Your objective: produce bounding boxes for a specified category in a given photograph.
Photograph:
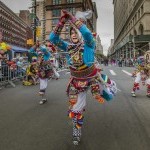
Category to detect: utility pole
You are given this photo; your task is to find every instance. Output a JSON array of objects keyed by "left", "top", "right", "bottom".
[
  {"left": 33, "top": 0, "right": 37, "bottom": 44},
  {"left": 32, "top": 0, "right": 36, "bottom": 44},
  {"left": 29, "top": 0, "right": 39, "bottom": 44}
]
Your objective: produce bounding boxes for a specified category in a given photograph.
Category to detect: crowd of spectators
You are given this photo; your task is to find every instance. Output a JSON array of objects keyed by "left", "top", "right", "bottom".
[
  {"left": 99, "top": 57, "right": 140, "bottom": 67},
  {"left": 0, "top": 54, "right": 28, "bottom": 81}
]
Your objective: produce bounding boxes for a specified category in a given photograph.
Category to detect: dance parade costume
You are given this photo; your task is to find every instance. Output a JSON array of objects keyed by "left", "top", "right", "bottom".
[
  {"left": 23, "top": 57, "right": 38, "bottom": 86},
  {"left": 145, "top": 51, "right": 150, "bottom": 97},
  {"left": 50, "top": 10, "right": 117, "bottom": 145},
  {"left": 29, "top": 45, "right": 58, "bottom": 104},
  {"left": 131, "top": 55, "right": 150, "bottom": 97}
]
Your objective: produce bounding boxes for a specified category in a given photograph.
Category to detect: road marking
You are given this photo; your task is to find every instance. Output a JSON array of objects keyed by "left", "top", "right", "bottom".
[
  {"left": 65, "top": 72, "right": 70, "bottom": 75},
  {"left": 57, "top": 69, "right": 69, "bottom": 73},
  {"left": 109, "top": 70, "right": 116, "bottom": 76},
  {"left": 122, "top": 70, "right": 132, "bottom": 76},
  {"left": 117, "top": 88, "right": 121, "bottom": 92}
]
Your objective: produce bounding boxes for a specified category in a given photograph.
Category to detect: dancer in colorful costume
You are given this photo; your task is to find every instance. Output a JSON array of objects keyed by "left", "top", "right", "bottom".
[
  {"left": 23, "top": 56, "right": 38, "bottom": 86},
  {"left": 29, "top": 44, "right": 58, "bottom": 104},
  {"left": 144, "top": 50, "right": 150, "bottom": 97},
  {"left": 49, "top": 10, "right": 116, "bottom": 145},
  {"left": 131, "top": 52, "right": 150, "bottom": 97}
]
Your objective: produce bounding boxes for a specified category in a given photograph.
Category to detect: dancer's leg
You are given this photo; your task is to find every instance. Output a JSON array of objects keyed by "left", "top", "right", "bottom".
[
  {"left": 39, "top": 78, "right": 48, "bottom": 104},
  {"left": 69, "top": 91, "right": 86, "bottom": 145}
]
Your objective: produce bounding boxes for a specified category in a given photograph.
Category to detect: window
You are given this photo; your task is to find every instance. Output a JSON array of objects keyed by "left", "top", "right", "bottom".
[
  {"left": 67, "top": 0, "right": 75, "bottom": 3},
  {"left": 66, "top": 8, "right": 76, "bottom": 15},
  {"left": 135, "top": 14, "right": 137, "bottom": 22},
  {"left": 52, "top": 18, "right": 59, "bottom": 25},
  {"left": 138, "top": 24, "right": 144, "bottom": 35},
  {"left": 141, "top": 5, "right": 144, "bottom": 14},
  {"left": 138, "top": 10, "right": 140, "bottom": 18},
  {"left": 52, "top": 9, "right": 61, "bottom": 17},
  {"left": 134, "top": 29, "right": 137, "bottom": 36},
  {"left": 53, "top": 0, "right": 61, "bottom": 5}
]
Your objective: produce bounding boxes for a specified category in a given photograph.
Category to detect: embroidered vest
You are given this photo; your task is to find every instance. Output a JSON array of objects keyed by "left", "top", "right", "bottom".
[{"left": 68, "top": 43, "right": 84, "bottom": 68}]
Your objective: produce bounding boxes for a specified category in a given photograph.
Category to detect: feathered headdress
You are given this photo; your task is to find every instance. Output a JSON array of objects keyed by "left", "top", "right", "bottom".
[{"left": 75, "top": 10, "right": 93, "bottom": 22}]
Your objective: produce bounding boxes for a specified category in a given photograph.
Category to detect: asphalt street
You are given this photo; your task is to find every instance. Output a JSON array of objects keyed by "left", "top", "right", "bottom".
[{"left": 0, "top": 66, "right": 150, "bottom": 150}]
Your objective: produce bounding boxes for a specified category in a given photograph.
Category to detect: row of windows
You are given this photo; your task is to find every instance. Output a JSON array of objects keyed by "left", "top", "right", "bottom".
[
  {"left": 0, "top": 25, "right": 27, "bottom": 47},
  {"left": 0, "top": 9, "right": 27, "bottom": 29},
  {"left": 52, "top": 0, "right": 75, "bottom": 5},
  {"left": 0, "top": 15, "right": 26, "bottom": 33},
  {"left": 124, "top": 5, "right": 144, "bottom": 36},
  {"left": 66, "top": 8, "right": 76, "bottom": 15},
  {"left": 0, "top": 17, "right": 27, "bottom": 38},
  {"left": 52, "top": 9, "right": 61, "bottom": 17},
  {"left": 0, "top": 9, "right": 29, "bottom": 47},
  {"left": 115, "top": 4, "right": 144, "bottom": 42},
  {"left": 0, "top": 24, "right": 26, "bottom": 39},
  {"left": 115, "top": 3, "right": 143, "bottom": 35},
  {"left": 52, "top": 7, "right": 75, "bottom": 17},
  {"left": 52, "top": 25, "right": 70, "bottom": 31},
  {"left": 53, "top": 0, "right": 61, "bottom": 5},
  {"left": 1, "top": 29, "right": 26, "bottom": 41}
]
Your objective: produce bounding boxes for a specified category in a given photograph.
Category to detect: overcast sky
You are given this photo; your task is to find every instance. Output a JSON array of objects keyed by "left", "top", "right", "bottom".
[{"left": 1, "top": 0, "right": 114, "bottom": 55}]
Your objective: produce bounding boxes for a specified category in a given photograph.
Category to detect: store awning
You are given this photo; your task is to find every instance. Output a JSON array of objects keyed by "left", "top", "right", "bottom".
[{"left": 10, "top": 45, "right": 28, "bottom": 53}]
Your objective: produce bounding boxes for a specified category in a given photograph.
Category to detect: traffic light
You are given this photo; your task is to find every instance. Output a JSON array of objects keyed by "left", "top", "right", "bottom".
[{"left": 36, "top": 27, "right": 41, "bottom": 37}]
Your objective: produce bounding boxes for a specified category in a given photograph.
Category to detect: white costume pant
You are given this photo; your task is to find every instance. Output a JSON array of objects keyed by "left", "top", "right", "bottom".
[
  {"left": 134, "top": 72, "right": 141, "bottom": 83},
  {"left": 71, "top": 91, "right": 87, "bottom": 113},
  {"left": 40, "top": 78, "right": 48, "bottom": 91},
  {"left": 146, "top": 78, "right": 150, "bottom": 85}
]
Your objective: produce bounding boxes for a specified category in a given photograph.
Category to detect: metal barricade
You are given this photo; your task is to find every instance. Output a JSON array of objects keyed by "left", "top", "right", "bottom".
[{"left": 0, "top": 64, "right": 27, "bottom": 88}]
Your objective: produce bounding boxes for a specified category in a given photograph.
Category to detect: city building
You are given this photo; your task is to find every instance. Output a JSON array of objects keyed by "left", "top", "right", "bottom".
[
  {"left": 96, "top": 35, "right": 103, "bottom": 54},
  {"left": 112, "top": 0, "right": 150, "bottom": 59},
  {"left": 108, "top": 39, "right": 114, "bottom": 57},
  {"left": 0, "top": 1, "right": 33, "bottom": 57},
  {"left": 19, "top": 10, "right": 32, "bottom": 26},
  {"left": 36, "top": 0, "right": 98, "bottom": 41}
]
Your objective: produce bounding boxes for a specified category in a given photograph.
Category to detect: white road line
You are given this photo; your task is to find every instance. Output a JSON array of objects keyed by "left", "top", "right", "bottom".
[
  {"left": 57, "top": 69, "right": 69, "bottom": 73},
  {"left": 65, "top": 72, "right": 70, "bottom": 75},
  {"left": 109, "top": 69, "right": 116, "bottom": 76},
  {"left": 117, "top": 88, "right": 121, "bottom": 92},
  {"left": 122, "top": 70, "right": 132, "bottom": 76}
]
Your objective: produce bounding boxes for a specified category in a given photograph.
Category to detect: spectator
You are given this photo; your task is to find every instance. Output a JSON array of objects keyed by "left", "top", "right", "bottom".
[
  {"left": 17, "top": 57, "right": 24, "bottom": 68},
  {"left": 1, "top": 56, "right": 9, "bottom": 79}
]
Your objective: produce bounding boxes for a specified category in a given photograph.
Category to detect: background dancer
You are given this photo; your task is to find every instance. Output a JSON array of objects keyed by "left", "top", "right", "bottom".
[
  {"left": 131, "top": 55, "right": 150, "bottom": 97},
  {"left": 29, "top": 44, "right": 56, "bottom": 104}
]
